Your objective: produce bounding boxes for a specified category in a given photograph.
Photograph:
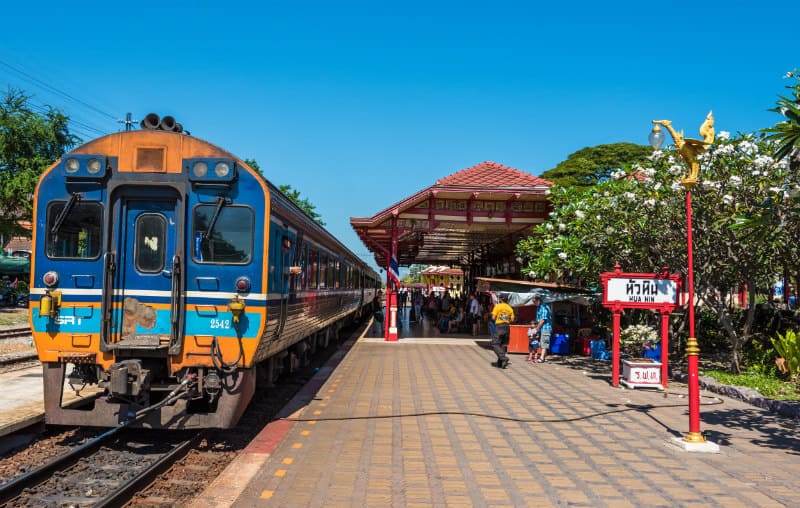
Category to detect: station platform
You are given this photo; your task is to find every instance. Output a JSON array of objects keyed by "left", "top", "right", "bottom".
[
  {"left": 193, "top": 310, "right": 800, "bottom": 507},
  {"left": 2, "top": 310, "right": 798, "bottom": 506},
  {"left": 0, "top": 363, "right": 95, "bottom": 439}
]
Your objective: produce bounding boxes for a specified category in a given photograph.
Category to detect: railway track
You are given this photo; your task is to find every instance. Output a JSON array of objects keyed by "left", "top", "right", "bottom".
[
  {"left": 0, "top": 426, "right": 202, "bottom": 507},
  {"left": 0, "top": 318, "right": 366, "bottom": 506},
  {"left": 0, "top": 326, "right": 31, "bottom": 341},
  {"left": 0, "top": 325, "right": 36, "bottom": 372}
]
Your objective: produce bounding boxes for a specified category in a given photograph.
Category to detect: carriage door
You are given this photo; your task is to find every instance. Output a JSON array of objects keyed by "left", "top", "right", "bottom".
[
  {"left": 269, "top": 223, "right": 295, "bottom": 339},
  {"left": 112, "top": 195, "right": 181, "bottom": 349}
]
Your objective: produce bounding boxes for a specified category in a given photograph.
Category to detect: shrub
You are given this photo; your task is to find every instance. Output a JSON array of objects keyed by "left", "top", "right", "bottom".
[{"left": 771, "top": 330, "right": 800, "bottom": 385}]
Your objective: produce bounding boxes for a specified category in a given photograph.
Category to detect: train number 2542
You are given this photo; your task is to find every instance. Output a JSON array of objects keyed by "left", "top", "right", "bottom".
[{"left": 209, "top": 319, "right": 232, "bottom": 329}]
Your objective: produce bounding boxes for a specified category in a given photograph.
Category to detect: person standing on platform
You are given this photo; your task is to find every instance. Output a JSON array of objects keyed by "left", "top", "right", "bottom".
[
  {"left": 532, "top": 294, "right": 552, "bottom": 363},
  {"left": 487, "top": 295, "right": 496, "bottom": 340},
  {"left": 413, "top": 291, "right": 423, "bottom": 323},
  {"left": 441, "top": 290, "right": 451, "bottom": 315},
  {"left": 398, "top": 287, "right": 406, "bottom": 314},
  {"left": 469, "top": 292, "right": 481, "bottom": 336},
  {"left": 490, "top": 294, "right": 514, "bottom": 368},
  {"left": 372, "top": 295, "right": 384, "bottom": 336},
  {"left": 526, "top": 320, "right": 540, "bottom": 362}
]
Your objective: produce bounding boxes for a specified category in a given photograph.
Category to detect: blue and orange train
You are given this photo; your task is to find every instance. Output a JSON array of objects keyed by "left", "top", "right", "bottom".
[{"left": 29, "top": 114, "right": 380, "bottom": 429}]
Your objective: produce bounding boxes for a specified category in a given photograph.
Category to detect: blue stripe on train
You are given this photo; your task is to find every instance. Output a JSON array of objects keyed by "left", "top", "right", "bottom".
[{"left": 31, "top": 308, "right": 262, "bottom": 338}]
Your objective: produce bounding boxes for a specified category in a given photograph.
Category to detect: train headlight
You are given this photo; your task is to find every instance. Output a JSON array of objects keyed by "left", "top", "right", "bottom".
[
  {"left": 192, "top": 161, "right": 208, "bottom": 178},
  {"left": 87, "top": 158, "right": 103, "bottom": 174},
  {"left": 186, "top": 158, "right": 237, "bottom": 183},
  {"left": 65, "top": 158, "right": 80, "bottom": 173},
  {"left": 214, "top": 161, "right": 231, "bottom": 178},
  {"left": 60, "top": 154, "right": 107, "bottom": 179}
]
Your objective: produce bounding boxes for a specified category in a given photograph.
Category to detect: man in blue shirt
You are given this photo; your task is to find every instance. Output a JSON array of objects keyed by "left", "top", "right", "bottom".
[{"left": 532, "top": 294, "right": 552, "bottom": 363}]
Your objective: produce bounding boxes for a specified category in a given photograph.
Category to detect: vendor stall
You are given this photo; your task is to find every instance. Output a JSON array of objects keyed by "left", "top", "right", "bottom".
[{"left": 476, "top": 277, "right": 599, "bottom": 355}]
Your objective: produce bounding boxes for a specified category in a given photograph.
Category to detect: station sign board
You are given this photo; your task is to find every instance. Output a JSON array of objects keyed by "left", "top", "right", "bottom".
[{"left": 600, "top": 266, "right": 681, "bottom": 312}]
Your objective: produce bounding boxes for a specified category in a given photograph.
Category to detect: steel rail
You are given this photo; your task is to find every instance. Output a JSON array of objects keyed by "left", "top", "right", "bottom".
[{"left": 0, "top": 424, "right": 124, "bottom": 503}]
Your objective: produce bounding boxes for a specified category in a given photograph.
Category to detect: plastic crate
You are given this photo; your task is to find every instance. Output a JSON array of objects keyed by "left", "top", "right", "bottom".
[
  {"left": 590, "top": 340, "right": 607, "bottom": 359},
  {"left": 550, "top": 333, "right": 570, "bottom": 355}
]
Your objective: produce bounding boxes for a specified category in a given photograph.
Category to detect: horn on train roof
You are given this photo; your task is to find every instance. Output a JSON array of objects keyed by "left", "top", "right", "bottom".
[
  {"left": 140, "top": 113, "right": 160, "bottom": 130},
  {"left": 160, "top": 115, "right": 177, "bottom": 131}
]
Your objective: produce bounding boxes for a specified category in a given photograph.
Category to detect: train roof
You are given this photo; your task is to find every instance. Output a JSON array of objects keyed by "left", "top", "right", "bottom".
[{"left": 59, "top": 129, "right": 378, "bottom": 279}]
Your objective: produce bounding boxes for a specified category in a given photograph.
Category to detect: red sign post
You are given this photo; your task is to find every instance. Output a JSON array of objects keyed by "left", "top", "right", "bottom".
[{"left": 600, "top": 265, "right": 681, "bottom": 389}]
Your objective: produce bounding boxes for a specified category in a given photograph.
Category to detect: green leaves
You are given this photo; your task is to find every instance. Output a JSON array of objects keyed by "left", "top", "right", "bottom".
[
  {"left": 771, "top": 329, "right": 800, "bottom": 383},
  {"left": 277, "top": 184, "right": 326, "bottom": 227},
  {"left": 540, "top": 142, "right": 654, "bottom": 189},
  {"left": 762, "top": 70, "right": 800, "bottom": 162},
  {"left": 0, "top": 89, "right": 77, "bottom": 236}
]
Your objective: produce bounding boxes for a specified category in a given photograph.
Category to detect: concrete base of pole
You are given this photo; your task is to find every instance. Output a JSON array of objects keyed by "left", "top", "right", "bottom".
[{"left": 667, "top": 436, "right": 720, "bottom": 453}]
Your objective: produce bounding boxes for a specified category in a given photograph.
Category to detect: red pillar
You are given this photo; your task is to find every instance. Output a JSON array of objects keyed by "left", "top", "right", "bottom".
[
  {"left": 385, "top": 290, "right": 398, "bottom": 341},
  {"left": 684, "top": 187, "right": 703, "bottom": 441},
  {"left": 611, "top": 309, "right": 621, "bottom": 387},
  {"left": 660, "top": 310, "right": 670, "bottom": 389}
]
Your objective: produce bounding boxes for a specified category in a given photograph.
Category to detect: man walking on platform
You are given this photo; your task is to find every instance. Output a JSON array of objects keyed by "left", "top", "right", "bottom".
[{"left": 490, "top": 294, "right": 514, "bottom": 368}]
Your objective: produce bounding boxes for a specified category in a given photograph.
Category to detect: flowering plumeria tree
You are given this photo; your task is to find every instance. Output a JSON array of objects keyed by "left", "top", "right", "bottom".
[{"left": 517, "top": 132, "right": 800, "bottom": 372}]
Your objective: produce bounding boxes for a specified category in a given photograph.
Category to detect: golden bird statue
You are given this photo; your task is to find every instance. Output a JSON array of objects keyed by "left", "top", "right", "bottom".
[{"left": 652, "top": 111, "right": 715, "bottom": 184}]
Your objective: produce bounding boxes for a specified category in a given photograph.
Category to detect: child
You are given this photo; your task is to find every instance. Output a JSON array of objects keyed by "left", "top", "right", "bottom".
[{"left": 526, "top": 321, "right": 540, "bottom": 362}]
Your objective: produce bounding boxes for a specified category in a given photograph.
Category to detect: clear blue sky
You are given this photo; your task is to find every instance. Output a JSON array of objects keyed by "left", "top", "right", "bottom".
[{"left": 2, "top": 1, "right": 798, "bottom": 274}]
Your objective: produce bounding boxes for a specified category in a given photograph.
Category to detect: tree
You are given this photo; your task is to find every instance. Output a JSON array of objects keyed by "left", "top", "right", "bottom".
[
  {"left": 0, "top": 89, "right": 78, "bottom": 236},
  {"left": 243, "top": 158, "right": 326, "bottom": 227},
  {"left": 763, "top": 69, "right": 800, "bottom": 167},
  {"left": 517, "top": 133, "right": 797, "bottom": 372},
  {"left": 540, "top": 142, "right": 653, "bottom": 189},
  {"left": 243, "top": 158, "right": 263, "bottom": 174},
  {"left": 405, "top": 264, "right": 427, "bottom": 283},
  {"left": 278, "top": 184, "right": 326, "bottom": 227}
]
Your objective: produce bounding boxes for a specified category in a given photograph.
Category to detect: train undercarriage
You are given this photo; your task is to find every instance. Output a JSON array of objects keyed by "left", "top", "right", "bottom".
[{"left": 41, "top": 323, "right": 346, "bottom": 429}]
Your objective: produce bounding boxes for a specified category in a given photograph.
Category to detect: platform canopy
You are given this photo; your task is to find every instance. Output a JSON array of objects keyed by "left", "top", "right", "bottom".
[{"left": 350, "top": 161, "right": 553, "bottom": 272}]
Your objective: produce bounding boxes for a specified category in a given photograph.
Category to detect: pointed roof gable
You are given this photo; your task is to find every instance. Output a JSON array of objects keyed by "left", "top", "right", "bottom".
[{"left": 437, "top": 161, "right": 553, "bottom": 188}]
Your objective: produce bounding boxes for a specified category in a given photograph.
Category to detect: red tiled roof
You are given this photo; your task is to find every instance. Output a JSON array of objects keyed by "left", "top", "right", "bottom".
[
  {"left": 436, "top": 161, "right": 553, "bottom": 187},
  {"left": 4, "top": 237, "right": 31, "bottom": 252}
]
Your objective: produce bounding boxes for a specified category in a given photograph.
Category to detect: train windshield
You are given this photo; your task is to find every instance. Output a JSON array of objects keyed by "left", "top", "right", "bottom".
[
  {"left": 45, "top": 201, "right": 102, "bottom": 259},
  {"left": 193, "top": 204, "right": 254, "bottom": 263}
]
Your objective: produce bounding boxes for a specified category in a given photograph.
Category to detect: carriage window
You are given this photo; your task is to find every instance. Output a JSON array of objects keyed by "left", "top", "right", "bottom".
[
  {"left": 193, "top": 204, "right": 253, "bottom": 264},
  {"left": 309, "top": 249, "right": 318, "bottom": 288},
  {"left": 332, "top": 259, "right": 340, "bottom": 289},
  {"left": 46, "top": 201, "right": 102, "bottom": 259},
  {"left": 319, "top": 253, "right": 328, "bottom": 289},
  {"left": 135, "top": 214, "right": 166, "bottom": 273},
  {"left": 296, "top": 244, "right": 307, "bottom": 291}
]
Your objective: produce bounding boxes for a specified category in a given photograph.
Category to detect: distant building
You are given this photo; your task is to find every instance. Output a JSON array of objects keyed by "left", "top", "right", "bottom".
[
  {"left": 421, "top": 266, "right": 464, "bottom": 295},
  {"left": 2, "top": 220, "right": 32, "bottom": 256}
]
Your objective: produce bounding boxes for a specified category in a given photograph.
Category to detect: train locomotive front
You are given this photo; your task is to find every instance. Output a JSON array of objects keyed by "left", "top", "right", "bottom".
[{"left": 29, "top": 115, "right": 378, "bottom": 429}]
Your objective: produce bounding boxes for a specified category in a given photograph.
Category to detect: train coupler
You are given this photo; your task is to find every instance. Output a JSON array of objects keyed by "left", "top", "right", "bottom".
[
  {"left": 108, "top": 359, "right": 150, "bottom": 398},
  {"left": 203, "top": 369, "right": 222, "bottom": 403}
]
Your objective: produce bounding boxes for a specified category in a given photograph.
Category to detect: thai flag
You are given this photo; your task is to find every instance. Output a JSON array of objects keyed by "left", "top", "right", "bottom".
[{"left": 388, "top": 255, "right": 401, "bottom": 285}]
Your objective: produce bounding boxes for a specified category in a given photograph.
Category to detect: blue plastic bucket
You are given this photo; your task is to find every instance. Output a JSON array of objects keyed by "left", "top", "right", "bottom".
[{"left": 550, "top": 333, "right": 570, "bottom": 355}]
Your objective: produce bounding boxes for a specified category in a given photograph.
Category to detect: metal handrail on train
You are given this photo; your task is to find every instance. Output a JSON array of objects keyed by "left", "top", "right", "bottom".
[
  {"left": 272, "top": 248, "right": 291, "bottom": 341},
  {"left": 100, "top": 251, "right": 115, "bottom": 351},
  {"left": 168, "top": 254, "right": 183, "bottom": 355}
]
